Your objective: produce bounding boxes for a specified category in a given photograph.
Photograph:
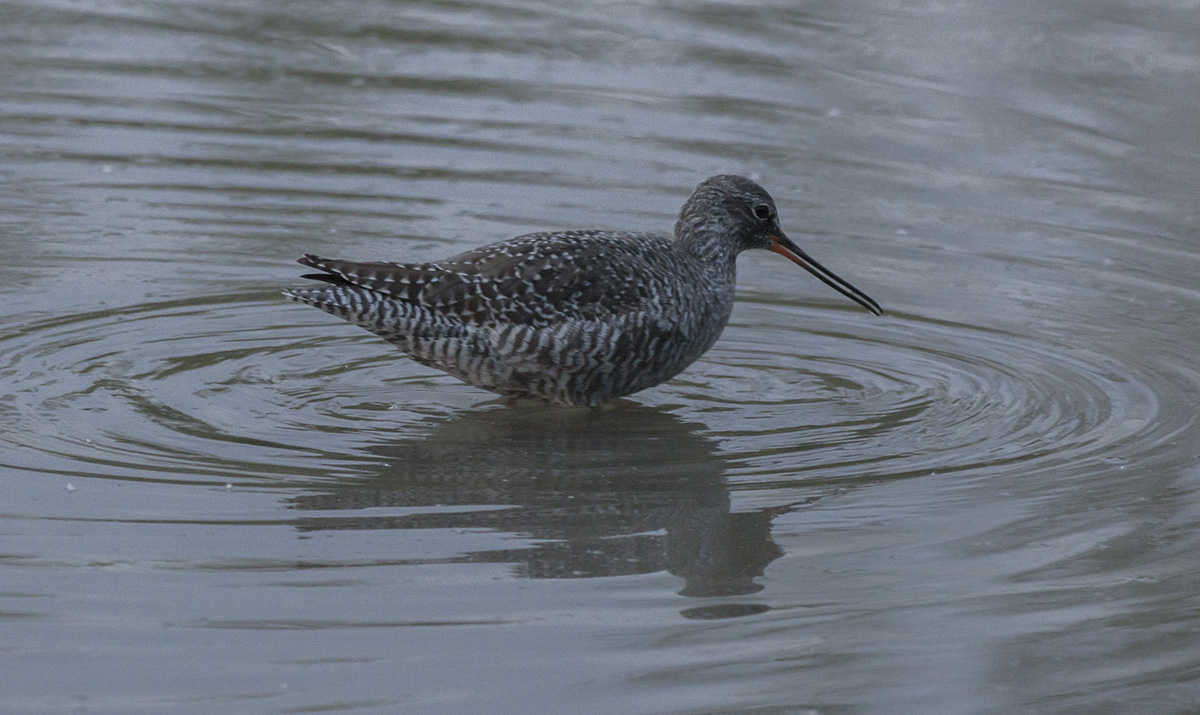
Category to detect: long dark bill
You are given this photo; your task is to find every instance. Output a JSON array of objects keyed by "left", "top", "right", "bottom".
[{"left": 769, "top": 234, "right": 883, "bottom": 316}]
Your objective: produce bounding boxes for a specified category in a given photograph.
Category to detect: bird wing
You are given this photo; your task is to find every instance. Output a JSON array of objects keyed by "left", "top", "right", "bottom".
[{"left": 298, "top": 230, "right": 679, "bottom": 327}]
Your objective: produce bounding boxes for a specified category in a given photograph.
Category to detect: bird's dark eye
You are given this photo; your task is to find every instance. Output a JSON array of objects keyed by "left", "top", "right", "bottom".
[{"left": 753, "top": 203, "right": 772, "bottom": 220}]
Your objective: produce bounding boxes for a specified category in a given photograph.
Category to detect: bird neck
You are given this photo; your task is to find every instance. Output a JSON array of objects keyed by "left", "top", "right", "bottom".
[{"left": 675, "top": 226, "right": 741, "bottom": 268}]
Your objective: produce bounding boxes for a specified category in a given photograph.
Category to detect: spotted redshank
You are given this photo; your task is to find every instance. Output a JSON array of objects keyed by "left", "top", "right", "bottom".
[{"left": 285, "top": 175, "right": 881, "bottom": 407}]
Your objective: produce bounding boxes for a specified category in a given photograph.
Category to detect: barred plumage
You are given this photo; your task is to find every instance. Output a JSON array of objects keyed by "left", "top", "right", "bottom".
[{"left": 284, "top": 175, "right": 881, "bottom": 407}]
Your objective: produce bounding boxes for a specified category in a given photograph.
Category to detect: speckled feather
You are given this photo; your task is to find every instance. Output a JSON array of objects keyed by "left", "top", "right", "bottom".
[{"left": 284, "top": 175, "right": 880, "bottom": 407}]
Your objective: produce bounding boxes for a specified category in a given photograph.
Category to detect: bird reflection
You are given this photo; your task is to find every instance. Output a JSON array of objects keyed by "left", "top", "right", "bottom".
[{"left": 288, "top": 404, "right": 801, "bottom": 598}]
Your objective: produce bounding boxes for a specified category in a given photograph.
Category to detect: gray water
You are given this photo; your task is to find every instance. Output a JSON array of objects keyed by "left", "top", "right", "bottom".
[{"left": 3, "top": 1, "right": 1200, "bottom": 713}]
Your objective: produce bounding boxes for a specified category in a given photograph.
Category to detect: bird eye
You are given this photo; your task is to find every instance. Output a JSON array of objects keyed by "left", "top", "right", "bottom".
[{"left": 753, "top": 203, "right": 772, "bottom": 220}]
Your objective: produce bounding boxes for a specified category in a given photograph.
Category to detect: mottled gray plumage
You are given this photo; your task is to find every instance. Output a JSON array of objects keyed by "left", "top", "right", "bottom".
[{"left": 284, "top": 175, "right": 881, "bottom": 407}]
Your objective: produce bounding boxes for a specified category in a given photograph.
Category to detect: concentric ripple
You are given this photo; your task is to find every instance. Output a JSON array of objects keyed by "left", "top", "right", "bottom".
[
  {"left": 0, "top": 290, "right": 1183, "bottom": 497},
  {"left": 670, "top": 298, "right": 1179, "bottom": 488}
]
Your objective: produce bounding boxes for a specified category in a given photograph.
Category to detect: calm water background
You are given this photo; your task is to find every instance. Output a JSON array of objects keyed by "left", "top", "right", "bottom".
[{"left": 3, "top": 0, "right": 1200, "bottom": 713}]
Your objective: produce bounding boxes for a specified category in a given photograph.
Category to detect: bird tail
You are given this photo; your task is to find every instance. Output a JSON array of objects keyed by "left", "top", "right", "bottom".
[
  {"left": 284, "top": 256, "right": 477, "bottom": 346},
  {"left": 284, "top": 254, "right": 517, "bottom": 394},
  {"left": 284, "top": 254, "right": 394, "bottom": 323}
]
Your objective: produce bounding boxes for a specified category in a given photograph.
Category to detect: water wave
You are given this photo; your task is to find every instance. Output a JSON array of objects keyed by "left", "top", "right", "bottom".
[{"left": 0, "top": 290, "right": 1182, "bottom": 499}]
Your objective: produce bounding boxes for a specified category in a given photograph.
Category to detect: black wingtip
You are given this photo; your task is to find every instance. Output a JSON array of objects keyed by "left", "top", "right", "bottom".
[
  {"left": 297, "top": 254, "right": 324, "bottom": 269},
  {"left": 299, "top": 271, "right": 352, "bottom": 286},
  {"left": 294, "top": 255, "right": 354, "bottom": 286}
]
